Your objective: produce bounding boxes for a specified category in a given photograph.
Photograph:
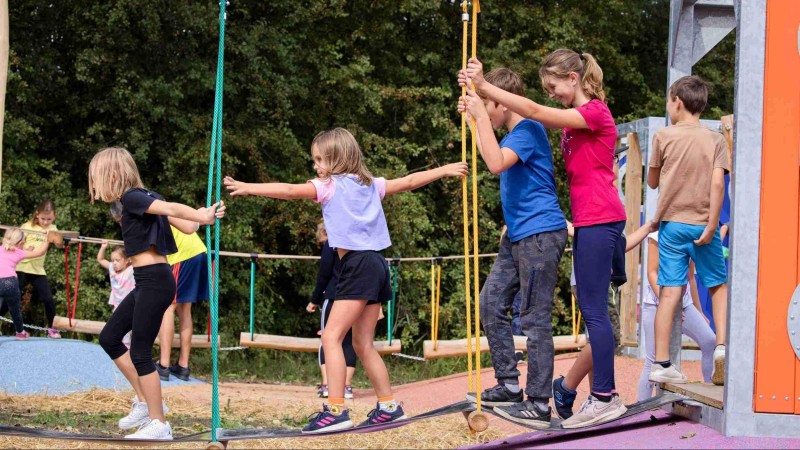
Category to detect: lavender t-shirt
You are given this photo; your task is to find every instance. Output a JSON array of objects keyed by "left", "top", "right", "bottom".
[{"left": 309, "top": 175, "right": 391, "bottom": 251}]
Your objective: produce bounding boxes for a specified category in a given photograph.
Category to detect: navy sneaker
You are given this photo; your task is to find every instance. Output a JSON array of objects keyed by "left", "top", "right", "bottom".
[
  {"left": 494, "top": 399, "right": 552, "bottom": 429},
  {"left": 301, "top": 404, "right": 353, "bottom": 434},
  {"left": 552, "top": 376, "right": 577, "bottom": 419},
  {"left": 358, "top": 403, "right": 407, "bottom": 427},
  {"left": 466, "top": 384, "right": 523, "bottom": 407},
  {"left": 169, "top": 363, "right": 191, "bottom": 381},
  {"left": 154, "top": 361, "right": 170, "bottom": 381}
]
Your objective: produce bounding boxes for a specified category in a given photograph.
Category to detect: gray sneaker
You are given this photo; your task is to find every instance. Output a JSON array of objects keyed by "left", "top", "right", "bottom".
[{"left": 561, "top": 395, "right": 627, "bottom": 429}]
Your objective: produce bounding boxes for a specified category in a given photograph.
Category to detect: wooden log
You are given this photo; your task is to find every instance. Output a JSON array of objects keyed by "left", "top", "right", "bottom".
[
  {"left": 239, "top": 332, "right": 401, "bottom": 355},
  {"left": 52, "top": 316, "right": 218, "bottom": 348},
  {"left": 621, "top": 133, "right": 643, "bottom": 347},
  {"left": 422, "top": 334, "right": 587, "bottom": 360}
]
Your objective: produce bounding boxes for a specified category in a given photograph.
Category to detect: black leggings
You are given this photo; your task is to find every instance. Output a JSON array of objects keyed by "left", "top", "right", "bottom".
[
  {"left": 15, "top": 272, "right": 55, "bottom": 328},
  {"left": 99, "top": 264, "right": 175, "bottom": 376},
  {"left": 319, "top": 299, "right": 357, "bottom": 368},
  {"left": 0, "top": 277, "right": 24, "bottom": 333}
]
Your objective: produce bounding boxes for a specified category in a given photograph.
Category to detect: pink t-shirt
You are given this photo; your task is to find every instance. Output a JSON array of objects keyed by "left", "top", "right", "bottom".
[
  {"left": 0, "top": 248, "right": 27, "bottom": 278},
  {"left": 560, "top": 99, "right": 626, "bottom": 227}
]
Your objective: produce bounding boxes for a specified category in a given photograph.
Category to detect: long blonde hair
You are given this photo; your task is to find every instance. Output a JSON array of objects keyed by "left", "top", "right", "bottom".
[
  {"left": 88, "top": 147, "right": 145, "bottom": 203},
  {"left": 539, "top": 49, "right": 606, "bottom": 102},
  {"left": 311, "top": 128, "right": 373, "bottom": 186},
  {"left": 2, "top": 228, "right": 25, "bottom": 251}
]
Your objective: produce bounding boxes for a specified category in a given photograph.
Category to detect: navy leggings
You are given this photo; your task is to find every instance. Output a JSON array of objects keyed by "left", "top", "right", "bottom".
[
  {"left": 0, "top": 277, "right": 24, "bottom": 333},
  {"left": 319, "top": 299, "right": 357, "bottom": 368},
  {"left": 573, "top": 220, "right": 625, "bottom": 394},
  {"left": 99, "top": 264, "right": 175, "bottom": 376}
]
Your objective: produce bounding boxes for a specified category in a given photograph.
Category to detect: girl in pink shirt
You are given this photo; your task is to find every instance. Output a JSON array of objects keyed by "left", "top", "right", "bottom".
[
  {"left": 0, "top": 228, "right": 53, "bottom": 339},
  {"left": 460, "top": 49, "right": 626, "bottom": 428}
]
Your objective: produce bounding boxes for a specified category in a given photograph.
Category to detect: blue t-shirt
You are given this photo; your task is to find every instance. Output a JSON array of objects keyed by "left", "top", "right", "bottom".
[{"left": 499, "top": 119, "right": 566, "bottom": 242}]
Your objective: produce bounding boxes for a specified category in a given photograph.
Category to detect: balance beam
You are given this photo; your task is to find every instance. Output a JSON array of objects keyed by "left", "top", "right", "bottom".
[
  {"left": 52, "top": 316, "right": 218, "bottom": 348},
  {"left": 423, "top": 334, "right": 587, "bottom": 360},
  {"left": 239, "top": 332, "right": 402, "bottom": 355}
]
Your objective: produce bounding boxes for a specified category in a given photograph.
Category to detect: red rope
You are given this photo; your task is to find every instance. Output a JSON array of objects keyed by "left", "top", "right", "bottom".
[{"left": 63, "top": 244, "right": 72, "bottom": 327}]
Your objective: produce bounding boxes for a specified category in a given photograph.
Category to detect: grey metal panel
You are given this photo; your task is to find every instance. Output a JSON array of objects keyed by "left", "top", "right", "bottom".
[{"left": 722, "top": 0, "right": 771, "bottom": 438}]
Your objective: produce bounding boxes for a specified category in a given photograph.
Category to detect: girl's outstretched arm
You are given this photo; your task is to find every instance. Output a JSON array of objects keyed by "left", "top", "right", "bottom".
[
  {"left": 96, "top": 241, "right": 110, "bottom": 270},
  {"left": 458, "top": 58, "right": 588, "bottom": 130},
  {"left": 146, "top": 200, "right": 226, "bottom": 225},
  {"left": 385, "top": 162, "right": 468, "bottom": 196},
  {"left": 224, "top": 176, "right": 317, "bottom": 200},
  {"left": 23, "top": 233, "right": 51, "bottom": 259}
]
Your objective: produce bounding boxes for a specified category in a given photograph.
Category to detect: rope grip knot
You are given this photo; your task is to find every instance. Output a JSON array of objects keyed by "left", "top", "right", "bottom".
[{"left": 249, "top": 254, "right": 258, "bottom": 263}]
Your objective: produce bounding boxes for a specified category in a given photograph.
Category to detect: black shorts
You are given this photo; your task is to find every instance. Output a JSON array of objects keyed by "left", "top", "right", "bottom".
[{"left": 334, "top": 250, "right": 391, "bottom": 304}]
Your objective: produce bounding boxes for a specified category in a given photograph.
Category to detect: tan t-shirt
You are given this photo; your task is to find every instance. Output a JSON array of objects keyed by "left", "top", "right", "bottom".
[{"left": 649, "top": 122, "right": 730, "bottom": 225}]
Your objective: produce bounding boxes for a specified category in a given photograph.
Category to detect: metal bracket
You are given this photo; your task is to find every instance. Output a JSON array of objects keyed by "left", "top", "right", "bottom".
[{"left": 789, "top": 285, "right": 800, "bottom": 360}]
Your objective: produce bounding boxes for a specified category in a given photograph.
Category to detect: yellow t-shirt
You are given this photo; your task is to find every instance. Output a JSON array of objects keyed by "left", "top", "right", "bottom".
[
  {"left": 167, "top": 226, "right": 207, "bottom": 265},
  {"left": 16, "top": 221, "right": 58, "bottom": 275}
]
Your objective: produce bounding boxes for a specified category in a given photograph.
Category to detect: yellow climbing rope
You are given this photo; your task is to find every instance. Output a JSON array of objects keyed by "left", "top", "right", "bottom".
[
  {"left": 460, "top": 0, "right": 474, "bottom": 395},
  {"left": 470, "top": 0, "right": 482, "bottom": 412},
  {"left": 430, "top": 258, "right": 442, "bottom": 350}
]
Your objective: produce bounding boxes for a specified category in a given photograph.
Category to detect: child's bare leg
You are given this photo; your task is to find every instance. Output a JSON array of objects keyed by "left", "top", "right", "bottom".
[
  {"left": 351, "top": 303, "right": 391, "bottom": 397},
  {"left": 138, "top": 372, "right": 165, "bottom": 421},
  {"left": 563, "top": 344, "right": 592, "bottom": 390},
  {"left": 321, "top": 300, "right": 363, "bottom": 401},
  {"left": 111, "top": 352, "right": 145, "bottom": 401},
  {"left": 175, "top": 303, "right": 192, "bottom": 367},
  {"left": 158, "top": 304, "right": 176, "bottom": 367},
  {"left": 654, "top": 286, "right": 684, "bottom": 362},
  {"left": 708, "top": 283, "right": 728, "bottom": 346}
]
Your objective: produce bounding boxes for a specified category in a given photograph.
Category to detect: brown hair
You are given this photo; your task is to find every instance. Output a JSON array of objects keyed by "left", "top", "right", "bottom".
[
  {"left": 2, "top": 228, "right": 25, "bottom": 251},
  {"left": 110, "top": 245, "right": 127, "bottom": 260},
  {"left": 668, "top": 76, "right": 708, "bottom": 115},
  {"left": 539, "top": 49, "right": 606, "bottom": 102},
  {"left": 481, "top": 68, "right": 525, "bottom": 97},
  {"left": 88, "top": 147, "right": 145, "bottom": 203},
  {"left": 31, "top": 199, "right": 56, "bottom": 226},
  {"left": 311, "top": 128, "right": 373, "bottom": 186}
]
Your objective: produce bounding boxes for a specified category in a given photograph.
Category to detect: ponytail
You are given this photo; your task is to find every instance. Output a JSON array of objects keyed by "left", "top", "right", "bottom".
[
  {"left": 539, "top": 49, "right": 606, "bottom": 102},
  {"left": 2, "top": 228, "right": 25, "bottom": 251}
]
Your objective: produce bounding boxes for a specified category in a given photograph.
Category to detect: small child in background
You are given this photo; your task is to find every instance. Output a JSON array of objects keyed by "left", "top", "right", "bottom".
[
  {"left": 96, "top": 241, "right": 134, "bottom": 347},
  {"left": 0, "top": 228, "right": 54, "bottom": 339}
]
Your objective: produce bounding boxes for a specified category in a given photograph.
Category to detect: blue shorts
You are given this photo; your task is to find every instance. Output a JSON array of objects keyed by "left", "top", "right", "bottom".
[
  {"left": 658, "top": 222, "right": 728, "bottom": 288},
  {"left": 172, "top": 252, "right": 209, "bottom": 304}
]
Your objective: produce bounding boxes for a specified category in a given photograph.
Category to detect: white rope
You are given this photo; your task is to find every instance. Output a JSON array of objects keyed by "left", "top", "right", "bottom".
[
  {"left": 0, "top": 315, "right": 62, "bottom": 333},
  {"left": 392, "top": 352, "right": 427, "bottom": 362}
]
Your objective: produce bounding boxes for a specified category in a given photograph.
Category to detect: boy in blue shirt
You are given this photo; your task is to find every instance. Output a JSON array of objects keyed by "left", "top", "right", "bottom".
[{"left": 460, "top": 68, "right": 568, "bottom": 428}]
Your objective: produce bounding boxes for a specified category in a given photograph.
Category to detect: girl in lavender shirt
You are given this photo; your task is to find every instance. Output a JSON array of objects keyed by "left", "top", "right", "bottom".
[{"left": 225, "top": 128, "right": 467, "bottom": 434}]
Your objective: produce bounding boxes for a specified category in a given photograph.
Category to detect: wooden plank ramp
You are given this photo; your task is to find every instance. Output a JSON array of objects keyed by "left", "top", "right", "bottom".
[
  {"left": 240, "top": 332, "right": 401, "bottom": 355},
  {"left": 422, "top": 334, "right": 586, "bottom": 360},
  {"left": 662, "top": 382, "right": 724, "bottom": 409},
  {"left": 52, "top": 316, "right": 218, "bottom": 348}
]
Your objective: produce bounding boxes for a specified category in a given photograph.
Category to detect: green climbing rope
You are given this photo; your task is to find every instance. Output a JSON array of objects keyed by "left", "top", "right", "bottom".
[
  {"left": 249, "top": 255, "right": 256, "bottom": 340},
  {"left": 387, "top": 260, "right": 399, "bottom": 345},
  {"left": 206, "top": 0, "right": 226, "bottom": 442}
]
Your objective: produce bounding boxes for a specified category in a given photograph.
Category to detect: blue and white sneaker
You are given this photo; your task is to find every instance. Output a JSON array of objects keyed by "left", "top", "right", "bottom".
[
  {"left": 301, "top": 404, "right": 354, "bottom": 434},
  {"left": 552, "top": 376, "right": 577, "bottom": 419},
  {"left": 358, "top": 403, "right": 407, "bottom": 427}
]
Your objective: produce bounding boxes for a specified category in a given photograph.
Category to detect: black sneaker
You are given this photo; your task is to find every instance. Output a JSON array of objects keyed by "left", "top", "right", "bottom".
[
  {"left": 169, "top": 363, "right": 191, "bottom": 381},
  {"left": 466, "top": 384, "right": 523, "bottom": 407},
  {"left": 552, "top": 376, "right": 577, "bottom": 419},
  {"left": 154, "top": 361, "right": 170, "bottom": 381},
  {"left": 493, "top": 399, "right": 552, "bottom": 429}
]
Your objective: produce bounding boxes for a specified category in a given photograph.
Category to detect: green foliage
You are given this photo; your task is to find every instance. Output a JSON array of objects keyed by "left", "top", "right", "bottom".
[{"left": 0, "top": 1, "right": 733, "bottom": 367}]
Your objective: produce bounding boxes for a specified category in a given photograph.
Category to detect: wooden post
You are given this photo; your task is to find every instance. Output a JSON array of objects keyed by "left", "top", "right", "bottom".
[
  {"left": 621, "top": 133, "right": 643, "bottom": 347},
  {"left": 0, "top": 0, "right": 8, "bottom": 193}
]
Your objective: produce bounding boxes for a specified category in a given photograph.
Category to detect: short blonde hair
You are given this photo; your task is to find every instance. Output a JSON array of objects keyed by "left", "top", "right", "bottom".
[
  {"left": 88, "top": 147, "right": 144, "bottom": 203},
  {"left": 2, "top": 228, "right": 25, "bottom": 251},
  {"left": 311, "top": 128, "right": 373, "bottom": 186}
]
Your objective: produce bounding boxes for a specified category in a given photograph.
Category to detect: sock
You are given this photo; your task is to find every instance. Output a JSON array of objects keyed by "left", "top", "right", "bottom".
[
  {"left": 558, "top": 378, "right": 577, "bottom": 395},
  {"left": 378, "top": 396, "right": 397, "bottom": 412},
  {"left": 592, "top": 393, "right": 613, "bottom": 403},
  {"left": 503, "top": 382, "right": 521, "bottom": 394},
  {"left": 655, "top": 360, "right": 672, "bottom": 368},
  {"left": 533, "top": 399, "right": 549, "bottom": 411},
  {"left": 328, "top": 398, "right": 345, "bottom": 415}
]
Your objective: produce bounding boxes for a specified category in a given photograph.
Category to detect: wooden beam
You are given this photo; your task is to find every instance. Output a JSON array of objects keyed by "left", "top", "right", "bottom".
[
  {"left": 422, "top": 334, "right": 587, "bottom": 360},
  {"left": 621, "top": 133, "right": 643, "bottom": 347},
  {"left": 239, "top": 332, "right": 401, "bottom": 355},
  {"left": 52, "top": 316, "right": 218, "bottom": 348},
  {"left": 720, "top": 115, "right": 734, "bottom": 170}
]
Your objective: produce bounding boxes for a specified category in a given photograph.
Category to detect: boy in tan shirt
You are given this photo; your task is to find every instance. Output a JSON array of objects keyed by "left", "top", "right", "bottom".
[{"left": 646, "top": 75, "right": 730, "bottom": 386}]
